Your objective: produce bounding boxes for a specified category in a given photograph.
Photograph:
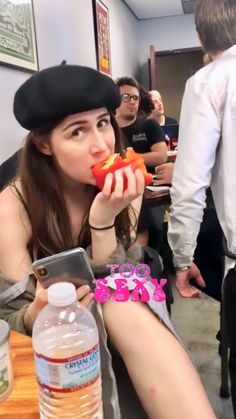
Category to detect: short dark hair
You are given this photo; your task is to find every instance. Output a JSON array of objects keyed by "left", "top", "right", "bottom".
[
  {"left": 138, "top": 85, "right": 154, "bottom": 117},
  {"left": 195, "top": 0, "right": 236, "bottom": 55},
  {"left": 116, "top": 76, "right": 140, "bottom": 91}
]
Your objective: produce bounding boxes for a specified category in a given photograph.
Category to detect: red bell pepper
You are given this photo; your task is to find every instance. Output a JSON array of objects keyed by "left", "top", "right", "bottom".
[{"left": 92, "top": 148, "right": 153, "bottom": 191}]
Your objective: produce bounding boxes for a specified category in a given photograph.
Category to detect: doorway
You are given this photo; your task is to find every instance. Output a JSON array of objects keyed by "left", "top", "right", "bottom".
[{"left": 149, "top": 47, "right": 204, "bottom": 121}]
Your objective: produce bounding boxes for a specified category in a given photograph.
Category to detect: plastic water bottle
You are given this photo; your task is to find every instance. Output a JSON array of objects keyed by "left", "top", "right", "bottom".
[
  {"left": 0, "top": 319, "right": 14, "bottom": 402},
  {"left": 32, "top": 282, "right": 103, "bottom": 418}
]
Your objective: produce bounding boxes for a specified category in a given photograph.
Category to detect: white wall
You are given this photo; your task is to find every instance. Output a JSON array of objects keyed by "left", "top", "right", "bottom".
[
  {"left": 138, "top": 14, "right": 200, "bottom": 86},
  {"left": 0, "top": 0, "right": 139, "bottom": 164},
  {"left": 0, "top": 0, "right": 96, "bottom": 163},
  {"left": 104, "top": 0, "right": 139, "bottom": 79},
  {"left": 0, "top": 66, "right": 30, "bottom": 160},
  {"left": 34, "top": 0, "right": 97, "bottom": 70}
]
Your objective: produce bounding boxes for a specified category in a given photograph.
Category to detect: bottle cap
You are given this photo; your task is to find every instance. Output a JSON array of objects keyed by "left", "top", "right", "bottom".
[
  {"left": 48, "top": 282, "right": 77, "bottom": 307},
  {"left": 0, "top": 319, "right": 10, "bottom": 345}
]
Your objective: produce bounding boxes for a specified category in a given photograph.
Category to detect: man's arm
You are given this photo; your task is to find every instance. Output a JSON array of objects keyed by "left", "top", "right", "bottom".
[
  {"left": 140, "top": 141, "right": 167, "bottom": 167},
  {"left": 168, "top": 74, "right": 222, "bottom": 296}
]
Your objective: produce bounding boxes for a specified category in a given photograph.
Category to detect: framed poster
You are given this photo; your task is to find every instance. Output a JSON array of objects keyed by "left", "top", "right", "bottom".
[
  {"left": 93, "top": 0, "right": 111, "bottom": 76},
  {"left": 0, "top": 0, "right": 38, "bottom": 72}
]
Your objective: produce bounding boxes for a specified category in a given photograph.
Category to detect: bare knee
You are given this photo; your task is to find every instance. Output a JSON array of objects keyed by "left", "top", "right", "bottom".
[{"left": 102, "top": 299, "right": 166, "bottom": 357}]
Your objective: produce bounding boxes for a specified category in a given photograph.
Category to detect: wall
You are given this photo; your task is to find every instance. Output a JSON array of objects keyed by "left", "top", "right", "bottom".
[
  {"left": 155, "top": 50, "right": 203, "bottom": 121},
  {"left": 104, "top": 0, "right": 139, "bottom": 79},
  {"left": 138, "top": 14, "right": 200, "bottom": 87},
  {"left": 0, "top": 0, "right": 95, "bottom": 163},
  {"left": 0, "top": 0, "right": 139, "bottom": 164}
]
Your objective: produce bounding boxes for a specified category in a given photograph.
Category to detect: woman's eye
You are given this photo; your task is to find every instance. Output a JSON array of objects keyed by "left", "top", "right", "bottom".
[
  {"left": 71, "top": 128, "right": 83, "bottom": 137},
  {"left": 98, "top": 118, "right": 110, "bottom": 128}
]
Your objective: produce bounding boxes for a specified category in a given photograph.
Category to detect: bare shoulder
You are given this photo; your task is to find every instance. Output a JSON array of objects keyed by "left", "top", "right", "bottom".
[
  {"left": 0, "top": 182, "right": 32, "bottom": 279},
  {"left": 0, "top": 182, "right": 31, "bottom": 241}
]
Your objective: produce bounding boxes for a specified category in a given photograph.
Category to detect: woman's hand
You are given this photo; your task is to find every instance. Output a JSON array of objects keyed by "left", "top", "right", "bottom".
[
  {"left": 24, "top": 283, "right": 93, "bottom": 332},
  {"left": 89, "top": 166, "right": 145, "bottom": 227}
]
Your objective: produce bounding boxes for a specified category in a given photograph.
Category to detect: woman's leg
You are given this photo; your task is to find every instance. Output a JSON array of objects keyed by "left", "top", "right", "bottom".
[{"left": 103, "top": 300, "right": 216, "bottom": 419}]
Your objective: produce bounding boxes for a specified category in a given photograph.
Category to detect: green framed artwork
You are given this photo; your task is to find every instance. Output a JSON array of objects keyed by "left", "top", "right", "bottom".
[{"left": 0, "top": 0, "right": 38, "bottom": 72}]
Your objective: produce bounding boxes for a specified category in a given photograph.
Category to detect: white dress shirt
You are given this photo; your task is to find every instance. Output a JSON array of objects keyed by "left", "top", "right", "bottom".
[{"left": 168, "top": 45, "right": 236, "bottom": 269}]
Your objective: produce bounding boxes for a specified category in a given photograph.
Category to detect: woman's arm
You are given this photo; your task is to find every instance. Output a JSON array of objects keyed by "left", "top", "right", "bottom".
[
  {"left": 89, "top": 167, "right": 145, "bottom": 262},
  {"left": 0, "top": 185, "right": 93, "bottom": 334},
  {"left": 0, "top": 275, "right": 93, "bottom": 335},
  {"left": 24, "top": 284, "right": 93, "bottom": 334},
  {"left": 0, "top": 274, "right": 34, "bottom": 335}
]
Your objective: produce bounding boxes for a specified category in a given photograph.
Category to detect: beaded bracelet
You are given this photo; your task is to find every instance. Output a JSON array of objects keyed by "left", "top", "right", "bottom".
[{"left": 89, "top": 223, "right": 115, "bottom": 231}]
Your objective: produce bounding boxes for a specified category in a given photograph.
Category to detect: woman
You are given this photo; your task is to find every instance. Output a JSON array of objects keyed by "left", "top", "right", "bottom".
[{"left": 0, "top": 65, "right": 215, "bottom": 418}]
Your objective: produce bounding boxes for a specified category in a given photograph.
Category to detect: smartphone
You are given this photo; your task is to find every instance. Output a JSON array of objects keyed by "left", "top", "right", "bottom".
[{"left": 32, "top": 247, "right": 94, "bottom": 289}]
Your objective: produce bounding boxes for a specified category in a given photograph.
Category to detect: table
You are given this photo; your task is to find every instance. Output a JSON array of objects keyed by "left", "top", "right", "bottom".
[
  {"left": 144, "top": 187, "right": 171, "bottom": 207},
  {"left": 0, "top": 331, "right": 39, "bottom": 418}
]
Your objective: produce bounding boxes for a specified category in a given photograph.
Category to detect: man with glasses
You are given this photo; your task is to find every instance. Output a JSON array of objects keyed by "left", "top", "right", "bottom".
[
  {"left": 115, "top": 77, "right": 168, "bottom": 256},
  {"left": 115, "top": 77, "right": 167, "bottom": 169}
]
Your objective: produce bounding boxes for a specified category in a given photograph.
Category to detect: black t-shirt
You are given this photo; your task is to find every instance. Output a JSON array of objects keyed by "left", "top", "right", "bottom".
[
  {"left": 164, "top": 116, "right": 177, "bottom": 125},
  {"left": 121, "top": 117, "right": 165, "bottom": 154}
]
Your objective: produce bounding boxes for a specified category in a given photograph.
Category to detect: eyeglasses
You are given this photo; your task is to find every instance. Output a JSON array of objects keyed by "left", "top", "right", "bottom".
[{"left": 121, "top": 93, "right": 140, "bottom": 103}]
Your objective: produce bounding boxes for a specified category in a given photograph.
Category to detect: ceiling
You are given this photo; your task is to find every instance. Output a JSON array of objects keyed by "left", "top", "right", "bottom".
[{"left": 123, "top": 0, "right": 197, "bottom": 20}]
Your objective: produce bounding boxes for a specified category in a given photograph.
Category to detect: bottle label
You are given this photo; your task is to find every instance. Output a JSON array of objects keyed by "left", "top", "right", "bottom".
[
  {"left": 34, "top": 343, "right": 100, "bottom": 392},
  {"left": 0, "top": 353, "right": 9, "bottom": 396}
]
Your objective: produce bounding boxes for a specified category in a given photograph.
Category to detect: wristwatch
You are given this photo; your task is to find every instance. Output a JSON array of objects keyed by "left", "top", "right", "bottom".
[{"left": 175, "top": 265, "right": 191, "bottom": 272}]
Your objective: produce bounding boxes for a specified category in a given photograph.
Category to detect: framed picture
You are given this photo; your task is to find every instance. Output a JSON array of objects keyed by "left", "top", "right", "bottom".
[
  {"left": 93, "top": 0, "right": 111, "bottom": 76},
  {"left": 0, "top": 0, "right": 38, "bottom": 72}
]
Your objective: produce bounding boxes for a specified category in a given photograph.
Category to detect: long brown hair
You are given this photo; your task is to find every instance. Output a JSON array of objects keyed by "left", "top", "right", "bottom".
[{"left": 19, "top": 113, "right": 136, "bottom": 260}]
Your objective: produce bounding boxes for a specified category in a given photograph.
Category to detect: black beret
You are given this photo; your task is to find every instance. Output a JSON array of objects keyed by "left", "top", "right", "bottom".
[{"left": 13, "top": 65, "right": 121, "bottom": 130}]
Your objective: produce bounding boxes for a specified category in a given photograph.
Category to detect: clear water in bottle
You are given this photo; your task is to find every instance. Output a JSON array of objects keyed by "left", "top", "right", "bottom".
[{"left": 32, "top": 282, "right": 103, "bottom": 418}]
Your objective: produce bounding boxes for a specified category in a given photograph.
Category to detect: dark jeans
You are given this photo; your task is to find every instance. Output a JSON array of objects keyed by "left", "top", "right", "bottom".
[
  {"left": 194, "top": 207, "right": 224, "bottom": 301},
  {"left": 229, "top": 349, "right": 236, "bottom": 417},
  {"left": 148, "top": 206, "right": 165, "bottom": 251},
  {"left": 223, "top": 266, "right": 236, "bottom": 417}
]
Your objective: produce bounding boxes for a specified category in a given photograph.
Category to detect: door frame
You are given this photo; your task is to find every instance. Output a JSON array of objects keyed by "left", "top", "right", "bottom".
[{"left": 148, "top": 45, "right": 202, "bottom": 90}]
